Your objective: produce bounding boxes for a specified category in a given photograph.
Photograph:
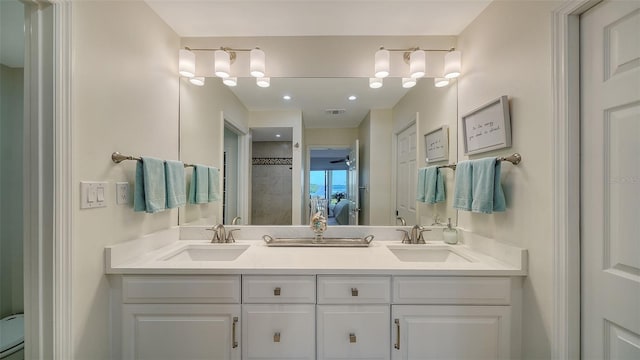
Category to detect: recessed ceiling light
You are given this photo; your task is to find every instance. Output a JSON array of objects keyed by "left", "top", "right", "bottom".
[
  {"left": 275, "top": 134, "right": 281, "bottom": 138},
  {"left": 348, "top": 95, "right": 357, "bottom": 101},
  {"left": 283, "top": 95, "right": 291, "bottom": 100}
]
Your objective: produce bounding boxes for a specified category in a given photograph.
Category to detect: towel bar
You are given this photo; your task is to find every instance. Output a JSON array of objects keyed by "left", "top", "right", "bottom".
[
  {"left": 434, "top": 153, "right": 522, "bottom": 171},
  {"left": 111, "top": 152, "right": 198, "bottom": 168}
]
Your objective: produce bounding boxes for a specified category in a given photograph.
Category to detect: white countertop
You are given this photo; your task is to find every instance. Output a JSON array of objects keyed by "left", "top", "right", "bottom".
[{"left": 105, "top": 226, "right": 528, "bottom": 276}]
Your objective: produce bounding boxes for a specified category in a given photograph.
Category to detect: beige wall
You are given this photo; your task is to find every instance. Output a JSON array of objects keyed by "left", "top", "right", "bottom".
[
  {"left": 457, "top": 1, "right": 561, "bottom": 357},
  {"left": 358, "top": 113, "right": 372, "bottom": 224},
  {"left": 360, "top": 110, "right": 393, "bottom": 224},
  {"left": 179, "top": 77, "right": 249, "bottom": 224},
  {"left": 393, "top": 80, "right": 458, "bottom": 224},
  {"left": 72, "top": 2, "right": 180, "bottom": 358},
  {"left": 304, "top": 127, "right": 358, "bottom": 147}
]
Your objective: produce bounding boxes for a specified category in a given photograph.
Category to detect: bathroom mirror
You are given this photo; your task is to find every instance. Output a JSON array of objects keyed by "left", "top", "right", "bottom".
[{"left": 179, "top": 76, "right": 457, "bottom": 226}]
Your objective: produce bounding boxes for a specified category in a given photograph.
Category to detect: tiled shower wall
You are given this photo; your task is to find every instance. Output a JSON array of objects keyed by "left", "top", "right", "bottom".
[{"left": 252, "top": 141, "right": 293, "bottom": 225}]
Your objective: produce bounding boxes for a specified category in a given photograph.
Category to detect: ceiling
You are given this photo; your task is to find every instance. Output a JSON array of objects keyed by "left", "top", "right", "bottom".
[
  {"left": 153, "top": 0, "right": 490, "bottom": 128},
  {"left": 145, "top": 0, "right": 491, "bottom": 37}
]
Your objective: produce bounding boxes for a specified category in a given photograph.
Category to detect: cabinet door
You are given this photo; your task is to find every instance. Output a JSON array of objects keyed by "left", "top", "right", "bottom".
[
  {"left": 242, "top": 304, "right": 315, "bottom": 360},
  {"left": 392, "top": 305, "right": 511, "bottom": 360},
  {"left": 122, "top": 304, "right": 240, "bottom": 360}
]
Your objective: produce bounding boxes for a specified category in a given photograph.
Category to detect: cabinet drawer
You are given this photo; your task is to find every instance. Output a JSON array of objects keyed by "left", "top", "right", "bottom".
[
  {"left": 242, "top": 304, "right": 315, "bottom": 360},
  {"left": 242, "top": 275, "right": 316, "bottom": 303},
  {"left": 317, "top": 305, "right": 390, "bottom": 360},
  {"left": 392, "top": 276, "right": 512, "bottom": 305},
  {"left": 318, "top": 276, "right": 390, "bottom": 304},
  {"left": 122, "top": 275, "right": 240, "bottom": 304}
]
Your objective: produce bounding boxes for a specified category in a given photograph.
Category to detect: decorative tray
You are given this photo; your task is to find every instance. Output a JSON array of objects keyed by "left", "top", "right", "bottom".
[{"left": 262, "top": 234, "right": 374, "bottom": 247}]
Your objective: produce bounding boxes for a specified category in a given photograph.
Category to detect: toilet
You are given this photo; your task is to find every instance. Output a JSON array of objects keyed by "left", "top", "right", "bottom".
[{"left": 0, "top": 314, "right": 24, "bottom": 360}]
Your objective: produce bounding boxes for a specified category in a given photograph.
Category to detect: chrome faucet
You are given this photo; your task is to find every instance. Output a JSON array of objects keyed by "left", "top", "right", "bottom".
[
  {"left": 231, "top": 216, "right": 242, "bottom": 225},
  {"left": 397, "top": 225, "right": 431, "bottom": 244},
  {"left": 209, "top": 224, "right": 239, "bottom": 243},
  {"left": 396, "top": 216, "right": 406, "bottom": 226}
]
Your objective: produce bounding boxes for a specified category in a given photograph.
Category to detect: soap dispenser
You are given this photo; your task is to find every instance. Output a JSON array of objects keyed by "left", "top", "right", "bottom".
[{"left": 443, "top": 218, "right": 458, "bottom": 245}]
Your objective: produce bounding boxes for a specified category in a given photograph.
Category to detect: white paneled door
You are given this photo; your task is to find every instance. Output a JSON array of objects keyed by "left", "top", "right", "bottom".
[
  {"left": 396, "top": 123, "right": 417, "bottom": 226},
  {"left": 581, "top": 1, "right": 640, "bottom": 358},
  {"left": 348, "top": 139, "right": 360, "bottom": 225}
]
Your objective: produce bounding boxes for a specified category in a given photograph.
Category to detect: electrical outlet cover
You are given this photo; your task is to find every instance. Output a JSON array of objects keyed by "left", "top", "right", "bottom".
[{"left": 116, "top": 182, "right": 130, "bottom": 205}]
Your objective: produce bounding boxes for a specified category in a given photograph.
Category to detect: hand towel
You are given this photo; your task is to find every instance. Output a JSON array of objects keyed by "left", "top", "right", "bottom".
[
  {"left": 188, "top": 164, "right": 209, "bottom": 204},
  {"left": 453, "top": 160, "right": 473, "bottom": 211},
  {"left": 164, "top": 160, "right": 186, "bottom": 208},
  {"left": 471, "top": 157, "right": 506, "bottom": 213},
  {"left": 208, "top": 166, "right": 221, "bottom": 202},
  {"left": 133, "top": 156, "right": 166, "bottom": 213},
  {"left": 417, "top": 166, "right": 446, "bottom": 204},
  {"left": 416, "top": 168, "right": 427, "bottom": 202}
]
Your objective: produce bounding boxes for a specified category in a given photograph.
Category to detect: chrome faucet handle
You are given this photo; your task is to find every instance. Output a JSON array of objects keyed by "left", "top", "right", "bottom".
[
  {"left": 396, "top": 229, "right": 411, "bottom": 244},
  {"left": 417, "top": 229, "right": 431, "bottom": 244},
  {"left": 226, "top": 229, "right": 240, "bottom": 243}
]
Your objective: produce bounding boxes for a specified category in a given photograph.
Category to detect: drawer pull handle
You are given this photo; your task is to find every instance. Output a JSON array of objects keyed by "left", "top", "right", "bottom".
[
  {"left": 351, "top": 287, "right": 359, "bottom": 296},
  {"left": 349, "top": 333, "right": 357, "bottom": 343},
  {"left": 394, "top": 319, "right": 400, "bottom": 350},
  {"left": 232, "top": 316, "right": 239, "bottom": 348},
  {"left": 274, "top": 287, "right": 281, "bottom": 296},
  {"left": 274, "top": 332, "right": 281, "bottom": 343}
]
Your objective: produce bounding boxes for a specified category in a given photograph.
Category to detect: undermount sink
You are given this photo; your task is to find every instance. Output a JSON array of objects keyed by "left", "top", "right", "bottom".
[
  {"left": 160, "top": 244, "right": 249, "bottom": 262},
  {"left": 387, "top": 245, "right": 473, "bottom": 263}
]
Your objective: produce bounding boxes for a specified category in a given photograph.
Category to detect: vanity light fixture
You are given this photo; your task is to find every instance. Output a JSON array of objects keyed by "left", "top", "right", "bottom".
[
  {"left": 402, "top": 77, "right": 417, "bottom": 88},
  {"left": 179, "top": 49, "right": 196, "bottom": 78},
  {"left": 372, "top": 46, "right": 461, "bottom": 88},
  {"left": 369, "top": 78, "right": 383, "bottom": 89},
  {"left": 434, "top": 77, "right": 449, "bottom": 88},
  {"left": 178, "top": 46, "right": 269, "bottom": 87},
  {"left": 222, "top": 77, "right": 238, "bottom": 87},
  {"left": 257, "top": 77, "right": 270, "bottom": 88},
  {"left": 189, "top": 76, "right": 205, "bottom": 86},
  {"left": 444, "top": 50, "right": 462, "bottom": 79}
]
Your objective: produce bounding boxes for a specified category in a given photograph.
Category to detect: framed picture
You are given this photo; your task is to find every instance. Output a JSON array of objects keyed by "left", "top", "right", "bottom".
[
  {"left": 424, "top": 125, "right": 449, "bottom": 163},
  {"left": 461, "top": 95, "right": 512, "bottom": 155}
]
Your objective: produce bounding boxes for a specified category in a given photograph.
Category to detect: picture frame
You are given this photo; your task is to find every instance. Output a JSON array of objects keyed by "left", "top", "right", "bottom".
[
  {"left": 424, "top": 125, "right": 449, "bottom": 163},
  {"left": 461, "top": 95, "right": 512, "bottom": 155}
]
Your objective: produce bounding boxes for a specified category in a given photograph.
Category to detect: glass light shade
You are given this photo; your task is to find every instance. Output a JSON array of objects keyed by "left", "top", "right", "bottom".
[
  {"left": 402, "top": 77, "right": 417, "bottom": 88},
  {"left": 223, "top": 77, "right": 238, "bottom": 87},
  {"left": 214, "top": 50, "right": 231, "bottom": 78},
  {"left": 369, "top": 77, "right": 383, "bottom": 89},
  {"left": 250, "top": 48, "right": 266, "bottom": 78},
  {"left": 178, "top": 49, "right": 195, "bottom": 77},
  {"left": 256, "top": 77, "right": 270, "bottom": 88},
  {"left": 410, "top": 50, "right": 426, "bottom": 78},
  {"left": 189, "top": 76, "right": 205, "bottom": 86},
  {"left": 434, "top": 77, "right": 449, "bottom": 87},
  {"left": 444, "top": 50, "right": 461, "bottom": 79},
  {"left": 374, "top": 49, "right": 390, "bottom": 78}
]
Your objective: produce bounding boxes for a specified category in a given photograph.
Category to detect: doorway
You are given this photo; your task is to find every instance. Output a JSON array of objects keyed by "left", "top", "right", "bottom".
[{"left": 308, "top": 148, "right": 350, "bottom": 225}]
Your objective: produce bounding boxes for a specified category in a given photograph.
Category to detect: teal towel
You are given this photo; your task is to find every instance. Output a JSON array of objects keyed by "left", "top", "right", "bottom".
[
  {"left": 165, "top": 160, "right": 186, "bottom": 208},
  {"left": 418, "top": 166, "right": 446, "bottom": 204},
  {"left": 416, "top": 168, "right": 427, "bottom": 202},
  {"left": 133, "top": 156, "right": 166, "bottom": 213},
  {"left": 471, "top": 157, "right": 506, "bottom": 213},
  {"left": 188, "top": 165, "right": 209, "bottom": 204},
  {"left": 453, "top": 160, "right": 473, "bottom": 211},
  {"left": 208, "top": 167, "right": 220, "bottom": 202}
]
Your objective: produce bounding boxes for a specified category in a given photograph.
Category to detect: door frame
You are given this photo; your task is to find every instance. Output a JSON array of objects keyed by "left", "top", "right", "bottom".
[
  {"left": 551, "top": 1, "right": 600, "bottom": 358},
  {"left": 223, "top": 117, "right": 250, "bottom": 224}
]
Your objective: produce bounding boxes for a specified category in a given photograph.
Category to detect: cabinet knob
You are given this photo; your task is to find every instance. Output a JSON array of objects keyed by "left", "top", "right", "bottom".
[
  {"left": 273, "top": 332, "right": 281, "bottom": 343},
  {"left": 274, "top": 287, "right": 281, "bottom": 296},
  {"left": 351, "top": 287, "right": 359, "bottom": 296},
  {"left": 349, "top": 333, "right": 357, "bottom": 343}
]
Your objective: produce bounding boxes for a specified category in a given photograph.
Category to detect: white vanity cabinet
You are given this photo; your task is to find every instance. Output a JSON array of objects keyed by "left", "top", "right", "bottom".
[
  {"left": 316, "top": 276, "right": 391, "bottom": 360},
  {"left": 391, "top": 276, "right": 520, "bottom": 360},
  {"left": 242, "top": 275, "right": 316, "bottom": 360},
  {"left": 118, "top": 275, "right": 241, "bottom": 360}
]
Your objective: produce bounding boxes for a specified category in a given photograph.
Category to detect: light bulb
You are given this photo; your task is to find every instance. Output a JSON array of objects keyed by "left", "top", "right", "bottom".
[
  {"left": 402, "top": 77, "right": 417, "bottom": 88},
  {"left": 223, "top": 77, "right": 237, "bottom": 87},
  {"left": 250, "top": 48, "right": 266, "bottom": 78},
  {"left": 374, "top": 48, "right": 390, "bottom": 78},
  {"left": 178, "top": 49, "right": 195, "bottom": 78},
  {"left": 434, "top": 77, "right": 449, "bottom": 87},
  {"left": 444, "top": 50, "right": 461, "bottom": 79},
  {"left": 189, "top": 76, "right": 205, "bottom": 86},
  {"left": 410, "top": 49, "right": 426, "bottom": 78},
  {"left": 369, "top": 78, "right": 383, "bottom": 89},
  {"left": 257, "top": 77, "right": 270, "bottom": 88},
  {"left": 214, "top": 50, "right": 230, "bottom": 78}
]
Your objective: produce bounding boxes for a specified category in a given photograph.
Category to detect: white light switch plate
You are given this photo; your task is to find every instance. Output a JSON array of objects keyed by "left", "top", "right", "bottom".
[
  {"left": 80, "top": 181, "right": 108, "bottom": 209},
  {"left": 116, "top": 182, "right": 129, "bottom": 205}
]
